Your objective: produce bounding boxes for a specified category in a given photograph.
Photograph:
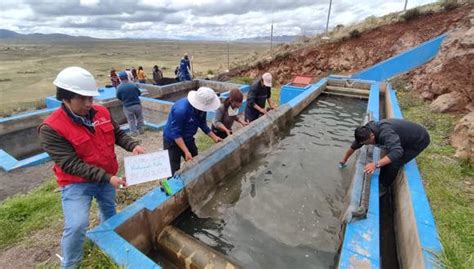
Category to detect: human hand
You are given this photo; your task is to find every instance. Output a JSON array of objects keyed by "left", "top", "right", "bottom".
[
  {"left": 132, "top": 145, "right": 146, "bottom": 155},
  {"left": 184, "top": 151, "right": 193, "bottom": 161},
  {"left": 337, "top": 161, "right": 347, "bottom": 169},
  {"left": 110, "top": 176, "right": 127, "bottom": 188},
  {"left": 364, "top": 163, "right": 376, "bottom": 174},
  {"left": 213, "top": 136, "right": 223, "bottom": 143}
]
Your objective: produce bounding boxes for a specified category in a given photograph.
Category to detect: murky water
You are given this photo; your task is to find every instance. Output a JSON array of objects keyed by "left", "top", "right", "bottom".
[{"left": 174, "top": 95, "right": 367, "bottom": 268}]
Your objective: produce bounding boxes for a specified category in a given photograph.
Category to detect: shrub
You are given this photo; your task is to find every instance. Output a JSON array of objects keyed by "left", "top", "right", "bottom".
[
  {"left": 402, "top": 8, "right": 420, "bottom": 21},
  {"left": 443, "top": 1, "right": 459, "bottom": 11},
  {"left": 349, "top": 29, "right": 361, "bottom": 38},
  {"left": 207, "top": 69, "right": 214, "bottom": 75}
]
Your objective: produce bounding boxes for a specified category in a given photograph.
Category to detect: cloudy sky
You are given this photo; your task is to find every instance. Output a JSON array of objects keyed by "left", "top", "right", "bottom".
[{"left": 1, "top": 0, "right": 437, "bottom": 40}]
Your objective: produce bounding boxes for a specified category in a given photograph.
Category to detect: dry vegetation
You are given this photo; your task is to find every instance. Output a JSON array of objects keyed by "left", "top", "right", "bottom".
[{"left": 0, "top": 40, "right": 268, "bottom": 116}]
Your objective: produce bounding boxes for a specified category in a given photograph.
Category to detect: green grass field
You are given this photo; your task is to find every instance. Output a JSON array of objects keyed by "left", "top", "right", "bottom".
[
  {"left": 0, "top": 40, "right": 268, "bottom": 116},
  {"left": 395, "top": 83, "right": 474, "bottom": 269}
]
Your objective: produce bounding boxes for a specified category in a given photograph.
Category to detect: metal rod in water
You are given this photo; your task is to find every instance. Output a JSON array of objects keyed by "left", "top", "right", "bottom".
[{"left": 156, "top": 225, "right": 242, "bottom": 269}]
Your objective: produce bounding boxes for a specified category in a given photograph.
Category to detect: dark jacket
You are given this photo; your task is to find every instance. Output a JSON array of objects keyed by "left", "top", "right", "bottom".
[
  {"left": 38, "top": 106, "right": 139, "bottom": 183},
  {"left": 116, "top": 82, "right": 141, "bottom": 107},
  {"left": 351, "top": 119, "right": 430, "bottom": 162},
  {"left": 245, "top": 78, "right": 271, "bottom": 121}
]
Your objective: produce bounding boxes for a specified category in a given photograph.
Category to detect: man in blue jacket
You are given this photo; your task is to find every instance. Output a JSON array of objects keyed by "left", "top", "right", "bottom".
[
  {"left": 163, "top": 87, "right": 223, "bottom": 174},
  {"left": 339, "top": 119, "right": 430, "bottom": 190},
  {"left": 116, "top": 71, "right": 144, "bottom": 136},
  {"left": 178, "top": 53, "right": 192, "bottom": 81}
]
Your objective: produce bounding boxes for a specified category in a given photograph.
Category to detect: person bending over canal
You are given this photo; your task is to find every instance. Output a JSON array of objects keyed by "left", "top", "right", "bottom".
[
  {"left": 163, "top": 86, "right": 223, "bottom": 175},
  {"left": 339, "top": 118, "right": 430, "bottom": 191},
  {"left": 245, "top": 72, "right": 277, "bottom": 122},
  {"left": 211, "top": 88, "right": 248, "bottom": 139},
  {"left": 38, "top": 66, "right": 146, "bottom": 269}
]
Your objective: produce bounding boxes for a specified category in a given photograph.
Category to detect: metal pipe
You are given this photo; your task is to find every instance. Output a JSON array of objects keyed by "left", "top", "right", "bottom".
[{"left": 156, "top": 225, "right": 242, "bottom": 269}]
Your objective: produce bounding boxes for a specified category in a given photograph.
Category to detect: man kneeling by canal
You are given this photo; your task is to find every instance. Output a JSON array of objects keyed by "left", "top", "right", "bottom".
[
  {"left": 339, "top": 118, "right": 430, "bottom": 193},
  {"left": 38, "top": 66, "right": 145, "bottom": 268}
]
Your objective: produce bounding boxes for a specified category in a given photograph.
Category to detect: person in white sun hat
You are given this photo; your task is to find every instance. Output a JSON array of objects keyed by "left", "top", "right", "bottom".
[
  {"left": 38, "top": 66, "right": 145, "bottom": 268},
  {"left": 245, "top": 72, "right": 277, "bottom": 122},
  {"left": 163, "top": 86, "right": 223, "bottom": 174}
]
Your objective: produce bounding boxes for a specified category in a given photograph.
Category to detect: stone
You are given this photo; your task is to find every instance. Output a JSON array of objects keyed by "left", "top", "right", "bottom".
[
  {"left": 429, "top": 92, "right": 464, "bottom": 113},
  {"left": 421, "top": 91, "right": 434, "bottom": 100},
  {"left": 451, "top": 112, "right": 474, "bottom": 164}
]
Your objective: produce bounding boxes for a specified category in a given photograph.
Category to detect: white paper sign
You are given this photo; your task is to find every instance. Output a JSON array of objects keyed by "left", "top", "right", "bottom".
[{"left": 124, "top": 151, "right": 172, "bottom": 186}]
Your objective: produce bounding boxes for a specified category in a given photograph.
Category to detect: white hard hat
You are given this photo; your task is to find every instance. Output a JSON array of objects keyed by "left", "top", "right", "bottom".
[
  {"left": 188, "top": 87, "right": 221, "bottom": 112},
  {"left": 53, "top": 66, "right": 99, "bottom": 96}
]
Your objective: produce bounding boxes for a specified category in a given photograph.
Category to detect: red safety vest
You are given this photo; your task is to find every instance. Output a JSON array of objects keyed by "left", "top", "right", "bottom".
[{"left": 43, "top": 105, "right": 118, "bottom": 187}]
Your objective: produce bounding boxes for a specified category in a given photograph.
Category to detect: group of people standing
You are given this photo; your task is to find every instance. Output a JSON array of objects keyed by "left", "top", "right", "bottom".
[
  {"left": 110, "top": 65, "right": 164, "bottom": 87},
  {"left": 38, "top": 65, "right": 429, "bottom": 268}
]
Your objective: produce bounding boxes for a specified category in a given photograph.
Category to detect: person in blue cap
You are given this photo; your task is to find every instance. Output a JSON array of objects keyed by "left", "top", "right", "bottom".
[{"left": 116, "top": 71, "right": 144, "bottom": 136}]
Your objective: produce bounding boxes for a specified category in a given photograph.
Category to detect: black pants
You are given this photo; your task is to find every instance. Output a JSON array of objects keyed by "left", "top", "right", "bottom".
[
  {"left": 211, "top": 125, "right": 229, "bottom": 139},
  {"left": 163, "top": 138, "right": 198, "bottom": 175},
  {"left": 380, "top": 135, "right": 430, "bottom": 187}
]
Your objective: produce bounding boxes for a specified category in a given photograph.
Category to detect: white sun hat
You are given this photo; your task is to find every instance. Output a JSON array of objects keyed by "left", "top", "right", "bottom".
[
  {"left": 188, "top": 87, "right": 221, "bottom": 112},
  {"left": 53, "top": 66, "right": 99, "bottom": 96},
  {"left": 262, "top": 72, "right": 272, "bottom": 87}
]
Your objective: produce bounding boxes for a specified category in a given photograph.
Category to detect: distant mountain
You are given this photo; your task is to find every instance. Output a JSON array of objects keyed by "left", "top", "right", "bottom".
[
  {"left": 0, "top": 29, "right": 21, "bottom": 38},
  {"left": 235, "top": 35, "right": 303, "bottom": 43},
  {"left": 0, "top": 29, "right": 96, "bottom": 41}
]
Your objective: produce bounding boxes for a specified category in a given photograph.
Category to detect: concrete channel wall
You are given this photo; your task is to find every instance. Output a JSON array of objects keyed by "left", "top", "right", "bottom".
[
  {"left": 385, "top": 86, "right": 443, "bottom": 269},
  {"left": 0, "top": 80, "right": 245, "bottom": 172}
]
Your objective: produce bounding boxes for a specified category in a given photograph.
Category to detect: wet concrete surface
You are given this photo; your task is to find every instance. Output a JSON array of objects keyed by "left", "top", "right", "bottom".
[{"left": 173, "top": 95, "right": 367, "bottom": 268}]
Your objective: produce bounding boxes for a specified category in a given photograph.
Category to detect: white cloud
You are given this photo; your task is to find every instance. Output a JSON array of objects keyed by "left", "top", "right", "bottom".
[
  {"left": 0, "top": 0, "right": 439, "bottom": 40},
  {"left": 80, "top": 0, "right": 100, "bottom": 7}
]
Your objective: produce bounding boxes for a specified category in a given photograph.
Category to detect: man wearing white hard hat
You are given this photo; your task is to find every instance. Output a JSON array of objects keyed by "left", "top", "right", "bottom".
[
  {"left": 163, "top": 86, "right": 223, "bottom": 175},
  {"left": 245, "top": 72, "right": 277, "bottom": 122},
  {"left": 38, "top": 66, "right": 145, "bottom": 268}
]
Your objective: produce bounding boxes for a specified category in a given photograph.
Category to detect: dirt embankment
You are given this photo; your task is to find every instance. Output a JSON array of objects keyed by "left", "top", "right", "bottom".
[
  {"left": 219, "top": 5, "right": 470, "bottom": 86},
  {"left": 220, "top": 4, "right": 474, "bottom": 163}
]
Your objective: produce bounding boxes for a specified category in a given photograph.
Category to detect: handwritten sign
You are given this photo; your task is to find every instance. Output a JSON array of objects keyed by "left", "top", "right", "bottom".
[{"left": 124, "top": 151, "right": 172, "bottom": 186}]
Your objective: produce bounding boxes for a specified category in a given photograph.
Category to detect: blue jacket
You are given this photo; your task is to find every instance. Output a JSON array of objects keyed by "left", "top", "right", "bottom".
[
  {"left": 163, "top": 97, "right": 210, "bottom": 142},
  {"left": 179, "top": 58, "right": 190, "bottom": 75},
  {"left": 116, "top": 82, "right": 141, "bottom": 107}
]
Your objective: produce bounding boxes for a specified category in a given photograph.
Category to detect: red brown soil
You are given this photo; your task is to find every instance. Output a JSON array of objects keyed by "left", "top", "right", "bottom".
[{"left": 219, "top": 5, "right": 472, "bottom": 87}]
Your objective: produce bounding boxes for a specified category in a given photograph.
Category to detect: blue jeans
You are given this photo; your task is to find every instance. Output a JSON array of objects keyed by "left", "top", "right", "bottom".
[{"left": 60, "top": 183, "right": 116, "bottom": 269}]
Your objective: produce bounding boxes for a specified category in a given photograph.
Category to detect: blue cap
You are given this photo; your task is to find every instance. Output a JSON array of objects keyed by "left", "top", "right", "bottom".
[{"left": 118, "top": 71, "right": 128, "bottom": 79}]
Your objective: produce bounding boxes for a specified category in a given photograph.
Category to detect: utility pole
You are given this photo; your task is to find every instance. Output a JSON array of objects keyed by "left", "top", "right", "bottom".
[
  {"left": 270, "top": 24, "right": 274, "bottom": 51},
  {"left": 227, "top": 40, "right": 230, "bottom": 70},
  {"left": 270, "top": 0, "right": 274, "bottom": 52},
  {"left": 325, "top": 0, "right": 333, "bottom": 35},
  {"left": 404, "top": 0, "right": 408, "bottom": 11}
]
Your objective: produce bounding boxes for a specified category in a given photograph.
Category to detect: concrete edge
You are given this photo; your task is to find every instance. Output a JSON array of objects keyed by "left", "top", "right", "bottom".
[
  {"left": 387, "top": 86, "right": 443, "bottom": 268},
  {"left": 338, "top": 82, "right": 381, "bottom": 269}
]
